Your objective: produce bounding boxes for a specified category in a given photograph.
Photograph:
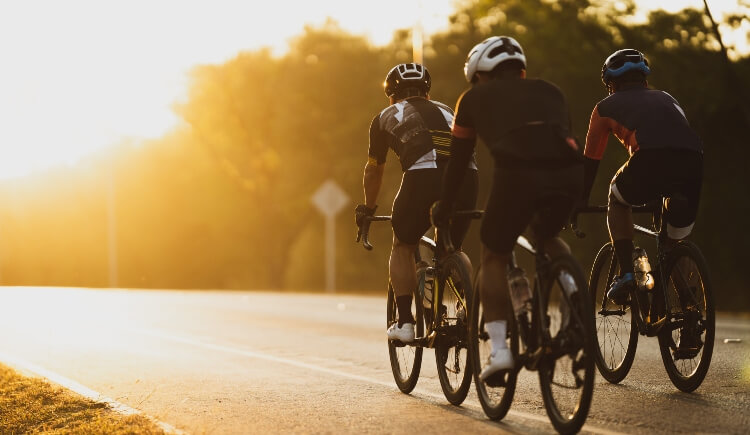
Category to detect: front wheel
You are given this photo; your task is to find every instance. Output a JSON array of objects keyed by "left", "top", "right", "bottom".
[
  {"left": 657, "top": 241, "right": 715, "bottom": 392},
  {"left": 387, "top": 283, "right": 424, "bottom": 393},
  {"left": 589, "top": 243, "right": 638, "bottom": 383},
  {"left": 538, "top": 254, "right": 595, "bottom": 434},
  {"left": 468, "top": 265, "right": 517, "bottom": 420},
  {"left": 434, "top": 252, "right": 473, "bottom": 405}
]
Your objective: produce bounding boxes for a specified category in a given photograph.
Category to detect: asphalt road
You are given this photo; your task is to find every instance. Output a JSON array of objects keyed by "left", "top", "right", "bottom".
[{"left": 0, "top": 287, "right": 747, "bottom": 434}]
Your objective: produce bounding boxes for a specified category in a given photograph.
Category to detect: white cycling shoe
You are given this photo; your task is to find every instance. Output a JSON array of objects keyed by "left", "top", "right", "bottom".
[
  {"left": 479, "top": 348, "right": 514, "bottom": 381},
  {"left": 387, "top": 323, "right": 415, "bottom": 343}
]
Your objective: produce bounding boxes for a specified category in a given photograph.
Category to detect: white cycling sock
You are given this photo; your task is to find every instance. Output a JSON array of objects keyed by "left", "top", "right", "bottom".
[{"left": 485, "top": 320, "right": 508, "bottom": 355}]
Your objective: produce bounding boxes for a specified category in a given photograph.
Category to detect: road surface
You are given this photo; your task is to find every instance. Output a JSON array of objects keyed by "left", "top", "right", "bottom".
[{"left": 0, "top": 288, "right": 747, "bottom": 434}]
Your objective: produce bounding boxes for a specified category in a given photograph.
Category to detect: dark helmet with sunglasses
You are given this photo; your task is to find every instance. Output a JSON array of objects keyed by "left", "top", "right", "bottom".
[{"left": 601, "top": 49, "right": 651, "bottom": 92}]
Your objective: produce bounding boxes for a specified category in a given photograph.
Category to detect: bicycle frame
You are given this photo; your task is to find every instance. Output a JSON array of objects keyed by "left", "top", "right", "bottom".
[
  {"left": 575, "top": 204, "right": 675, "bottom": 337},
  {"left": 358, "top": 211, "right": 481, "bottom": 349},
  {"left": 508, "top": 235, "right": 587, "bottom": 371}
]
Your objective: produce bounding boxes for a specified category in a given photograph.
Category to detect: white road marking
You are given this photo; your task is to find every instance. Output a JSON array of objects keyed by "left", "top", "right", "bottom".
[
  {"left": 132, "top": 328, "right": 624, "bottom": 435},
  {"left": 0, "top": 351, "right": 185, "bottom": 435}
]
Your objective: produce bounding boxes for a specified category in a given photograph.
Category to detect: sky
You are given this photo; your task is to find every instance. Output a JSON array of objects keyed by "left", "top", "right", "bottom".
[{"left": 0, "top": 0, "right": 747, "bottom": 179}]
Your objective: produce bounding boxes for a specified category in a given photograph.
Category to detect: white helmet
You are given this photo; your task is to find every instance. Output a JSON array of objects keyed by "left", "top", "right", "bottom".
[{"left": 464, "top": 36, "right": 526, "bottom": 82}]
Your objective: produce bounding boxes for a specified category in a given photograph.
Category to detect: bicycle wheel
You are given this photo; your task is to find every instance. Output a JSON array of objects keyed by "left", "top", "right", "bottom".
[
  {"left": 468, "top": 265, "right": 518, "bottom": 420},
  {"left": 589, "top": 242, "right": 638, "bottom": 383},
  {"left": 434, "top": 252, "right": 473, "bottom": 405},
  {"left": 657, "top": 241, "right": 715, "bottom": 392},
  {"left": 538, "top": 254, "right": 595, "bottom": 434},
  {"left": 387, "top": 282, "right": 424, "bottom": 394}
]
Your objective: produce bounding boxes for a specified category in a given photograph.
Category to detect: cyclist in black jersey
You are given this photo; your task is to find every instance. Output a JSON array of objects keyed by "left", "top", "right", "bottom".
[
  {"left": 432, "top": 37, "right": 583, "bottom": 379},
  {"left": 581, "top": 49, "right": 703, "bottom": 308},
  {"left": 355, "top": 63, "right": 478, "bottom": 343}
]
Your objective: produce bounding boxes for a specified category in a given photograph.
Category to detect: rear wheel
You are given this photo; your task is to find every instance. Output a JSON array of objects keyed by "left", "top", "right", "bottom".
[
  {"left": 589, "top": 243, "right": 638, "bottom": 383},
  {"left": 468, "top": 265, "right": 517, "bottom": 420},
  {"left": 434, "top": 252, "right": 473, "bottom": 405},
  {"left": 387, "top": 282, "right": 424, "bottom": 393},
  {"left": 538, "top": 254, "right": 595, "bottom": 434},
  {"left": 657, "top": 241, "right": 715, "bottom": 392}
]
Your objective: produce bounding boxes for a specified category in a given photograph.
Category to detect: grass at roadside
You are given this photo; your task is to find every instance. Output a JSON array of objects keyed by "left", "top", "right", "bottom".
[{"left": 0, "top": 363, "right": 166, "bottom": 434}]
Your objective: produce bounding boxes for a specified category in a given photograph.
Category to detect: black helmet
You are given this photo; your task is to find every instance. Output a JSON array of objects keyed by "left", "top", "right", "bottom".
[
  {"left": 601, "top": 49, "right": 650, "bottom": 86},
  {"left": 383, "top": 63, "right": 431, "bottom": 98}
]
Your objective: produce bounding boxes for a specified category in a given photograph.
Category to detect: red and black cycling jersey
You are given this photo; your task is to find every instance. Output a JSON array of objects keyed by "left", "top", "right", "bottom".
[
  {"left": 452, "top": 77, "right": 581, "bottom": 168},
  {"left": 584, "top": 86, "right": 702, "bottom": 160},
  {"left": 369, "top": 97, "right": 466, "bottom": 171}
]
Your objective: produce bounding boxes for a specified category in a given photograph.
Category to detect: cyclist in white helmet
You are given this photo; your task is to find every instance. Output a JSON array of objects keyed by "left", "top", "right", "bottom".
[
  {"left": 432, "top": 37, "right": 583, "bottom": 380},
  {"left": 355, "top": 63, "right": 478, "bottom": 343}
]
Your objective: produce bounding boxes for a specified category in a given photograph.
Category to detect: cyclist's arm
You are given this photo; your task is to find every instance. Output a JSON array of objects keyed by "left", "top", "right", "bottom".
[
  {"left": 364, "top": 114, "right": 388, "bottom": 208},
  {"left": 442, "top": 90, "right": 476, "bottom": 206},
  {"left": 363, "top": 159, "right": 384, "bottom": 209},
  {"left": 442, "top": 125, "right": 475, "bottom": 206},
  {"left": 582, "top": 105, "right": 611, "bottom": 203}
]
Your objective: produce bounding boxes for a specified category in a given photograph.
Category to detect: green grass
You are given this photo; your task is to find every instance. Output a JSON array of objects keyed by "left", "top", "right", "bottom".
[{"left": 0, "top": 364, "right": 166, "bottom": 434}]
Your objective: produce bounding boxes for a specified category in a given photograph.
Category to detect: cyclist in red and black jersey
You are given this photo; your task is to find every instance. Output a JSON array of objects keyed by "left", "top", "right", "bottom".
[
  {"left": 355, "top": 63, "right": 478, "bottom": 343},
  {"left": 432, "top": 37, "right": 583, "bottom": 379},
  {"left": 581, "top": 49, "right": 703, "bottom": 305}
]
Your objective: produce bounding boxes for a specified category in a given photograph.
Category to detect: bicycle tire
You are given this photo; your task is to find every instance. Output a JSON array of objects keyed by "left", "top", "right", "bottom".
[
  {"left": 468, "top": 264, "right": 518, "bottom": 420},
  {"left": 387, "top": 282, "right": 424, "bottom": 394},
  {"left": 589, "top": 242, "right": 638, "bottom": 383},
  {"left": 538, "top": 254, "right": 595, "bottom": 434},
  {"left": 434, "top": 252, "right": 473, "bottom": 405},
  {"left": 657, "top": 241, "right": 715, "bottom": 392}
]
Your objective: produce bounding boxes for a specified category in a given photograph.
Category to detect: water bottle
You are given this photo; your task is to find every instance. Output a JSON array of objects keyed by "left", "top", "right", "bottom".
[
  {"left": 508, "top": 266, "right": 532, "bottom": 317},
  {"left": 422, "top": 267, "right": 434, "bottom": 309},
  {"left": 633, "top": 248, "right": 655, "bottom": 290}
]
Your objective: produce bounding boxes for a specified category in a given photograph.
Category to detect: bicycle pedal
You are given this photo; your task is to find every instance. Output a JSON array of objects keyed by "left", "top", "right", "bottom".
[
  {"left": 673, "top": 346, "right": 701, "bottom": 360},
  {"left": 390, "top": 339, "right": 407, "bottom": 348},
  {"left": 484, "top": 370, "right": 511, "bottom": 387}
]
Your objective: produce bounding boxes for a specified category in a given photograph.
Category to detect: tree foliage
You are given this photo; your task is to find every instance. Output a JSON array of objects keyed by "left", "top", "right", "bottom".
[{"left": 0, "top": 2, "right": 747, "bottom": 309}]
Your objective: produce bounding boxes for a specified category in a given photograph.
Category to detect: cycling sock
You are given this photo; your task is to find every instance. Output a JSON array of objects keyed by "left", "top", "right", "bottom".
[
  {"left": 395, "top": 295, "right": 415, "bottom": 326},
  {"left": 613, "top": 239, "right": 635, "bottom": 274},
  {"left": 485, "top": 320, "right": 508, "bottom": 354}
]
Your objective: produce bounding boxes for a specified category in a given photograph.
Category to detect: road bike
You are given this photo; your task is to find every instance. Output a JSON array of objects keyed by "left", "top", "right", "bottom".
[
  {"left": 467, "top": 232, "right": 595, "bottom": 434},
  {"left": 574, "top": 198, "right": 714, "bottom": 392},
  {"left": 357, "top": 211, "right": 481, "bottom": 405}
]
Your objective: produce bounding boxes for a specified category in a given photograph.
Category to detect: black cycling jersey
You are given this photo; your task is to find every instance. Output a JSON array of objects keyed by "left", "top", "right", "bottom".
[
  {"left": 369, "top": 97, "right": 461, "bottom": 171},
  {"left": 443, "top": 76, "right": 583, "bottom": 254},
  {"left": 584, "top": 85, "right": 702, "bottom": 160},
  {"left": 452, "top": 78, "right": 581, "bottom": 167}
]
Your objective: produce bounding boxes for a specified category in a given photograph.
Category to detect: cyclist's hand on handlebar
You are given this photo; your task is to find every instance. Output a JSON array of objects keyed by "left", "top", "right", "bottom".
[
  {"left": 430, "top": 200, "right": 452, "bottom": 228},
  {"left": 355, "top": 204, "right": 377, "bottom": 228}
]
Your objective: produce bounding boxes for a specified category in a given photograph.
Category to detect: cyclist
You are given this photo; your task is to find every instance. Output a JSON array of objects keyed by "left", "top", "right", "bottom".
[
  {"left": 581, "top": 49, "right": 703, "bottom": 328},
  {"left": 432, "top": 36, "right": 583, "bottom": 380},
  {"left": 355, "top": 63, "right": 478, "bottom": 343}
]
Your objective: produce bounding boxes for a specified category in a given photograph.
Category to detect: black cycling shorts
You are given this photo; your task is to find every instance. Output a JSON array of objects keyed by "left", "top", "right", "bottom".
[
  {"left": 611, "top": 149, "right": 703, "bottom": 233},
  {"left": 481, "top": 165, "right": 583, "bottom": 254},
  {"left": 392, "top": 168, "right": 478, "bottom": 246}
]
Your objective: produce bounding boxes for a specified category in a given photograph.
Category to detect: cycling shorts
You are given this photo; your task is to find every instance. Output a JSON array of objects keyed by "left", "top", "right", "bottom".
[
  {"left": 611, "top": 149, "right": 703, "bottom": 237},
  {"left": 481, "top": 165, "right": 583, "bottom": 254},
  {"left": 392, "top": 168, "right": 478, "bottom": 246}
]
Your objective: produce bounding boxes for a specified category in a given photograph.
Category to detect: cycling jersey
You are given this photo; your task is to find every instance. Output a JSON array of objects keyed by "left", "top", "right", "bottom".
[
  {"left": 369, "top": 97, "right": 476, "bottom": 171},
  {"left": 584, "top": 85, "right": 702, "bottom": 160},
  {"left": 452, "top": 78, "right": 581, "bottom": 167},
  {"left": 444, "top": 76, "right": 583, "bottom": 254}
]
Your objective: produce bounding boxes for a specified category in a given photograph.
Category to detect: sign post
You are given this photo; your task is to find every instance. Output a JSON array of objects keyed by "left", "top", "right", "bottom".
[{"left": 311, "top": 180, "right": 350, "bottom": 293}]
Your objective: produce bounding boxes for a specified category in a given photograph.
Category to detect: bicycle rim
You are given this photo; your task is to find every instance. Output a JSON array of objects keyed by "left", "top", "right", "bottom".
[
  {"left": 657, "top": 241, "right": 715, "bottom": 392},
  {"left": 590, "top": 243, "right": 638, "bottom": 383},
  {"left": 387, "top": 283, "right": 423, "bottom": 393},
  {"left": 434, "top": 252, "right": 473, "bottom": 405},
  {"left": 468, "top": 265, "right": 517, "bottom": 420},
  {"left": 539, "top": 254, "right": 595, "bottom": 434}
]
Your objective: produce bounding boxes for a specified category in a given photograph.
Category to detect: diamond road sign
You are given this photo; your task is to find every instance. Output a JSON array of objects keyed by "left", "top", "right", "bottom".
[{"left": 311, "top": 179, "right": 350, "bottom": 218}]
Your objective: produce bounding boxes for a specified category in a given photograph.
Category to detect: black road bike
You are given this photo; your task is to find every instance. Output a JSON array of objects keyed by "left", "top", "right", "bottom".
[
  {"left": 468, "top": 233, "right": 595, "bottom": 434},
  {"left": 357, "top": 211, "right": 481, "bottom": 405},
  {"left": 575, "top": 199, "right": 714, "bottom": 392}
]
